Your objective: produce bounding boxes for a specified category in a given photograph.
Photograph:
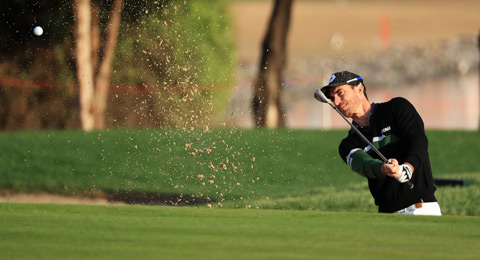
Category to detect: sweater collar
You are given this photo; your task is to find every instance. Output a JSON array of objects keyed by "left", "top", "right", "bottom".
[{"left": 351, "top": 102, "right": 376, "bottom": 130}]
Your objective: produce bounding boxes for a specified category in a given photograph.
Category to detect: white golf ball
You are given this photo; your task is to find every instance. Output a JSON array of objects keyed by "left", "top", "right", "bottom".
[{"left": 33, "top": 26, "right": 43, "bottom": 36}]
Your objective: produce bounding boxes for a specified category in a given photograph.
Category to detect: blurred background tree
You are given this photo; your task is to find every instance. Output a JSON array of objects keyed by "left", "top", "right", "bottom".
[
  {"left": 74, "top": 0, "right": 123, "bottom": 131},
  {"left": 252, "top": 0, "right": 292, "bottom": 128},
  {"left": 0, "top": 0, "right": 235, "bottom": 131}
]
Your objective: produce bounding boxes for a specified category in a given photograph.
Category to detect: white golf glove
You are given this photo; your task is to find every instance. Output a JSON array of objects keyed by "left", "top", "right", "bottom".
[{"left": 396, "top": 164, "right": 413, "bottom": 183}]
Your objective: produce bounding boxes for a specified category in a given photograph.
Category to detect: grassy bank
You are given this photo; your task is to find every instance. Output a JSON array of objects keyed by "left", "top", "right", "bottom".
[{"left": 1, "top": 129, "right": 479, "bottom": 214}]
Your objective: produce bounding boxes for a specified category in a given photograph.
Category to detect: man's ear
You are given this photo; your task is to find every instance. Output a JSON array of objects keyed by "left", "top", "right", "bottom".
[{"left": 356, "top": 84, "right": 364, "bottom": 94}]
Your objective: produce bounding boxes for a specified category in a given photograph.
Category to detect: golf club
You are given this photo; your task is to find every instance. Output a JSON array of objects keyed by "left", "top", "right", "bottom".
[{"left": 314, "top": 89, "right": 414, "bottom": 189}]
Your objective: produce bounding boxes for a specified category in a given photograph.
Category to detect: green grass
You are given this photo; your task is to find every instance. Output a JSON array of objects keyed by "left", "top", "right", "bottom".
[
  {"left": 1, "top": 203, "right": 480, "bottom": 260},
  {"left": 1, "top": 129, "right": 479, "bottom": 215},
  {"left": 1, "top": 129, "right": 479, "bottom": 259}
]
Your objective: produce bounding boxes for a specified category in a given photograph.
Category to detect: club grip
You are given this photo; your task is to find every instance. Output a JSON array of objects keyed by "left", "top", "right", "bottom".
[
  {"left": 387, "top": 160, "right": 414, "bottom": 189},
  {"left": 406, "top": 181, "right": 414, "bottom": 189}
]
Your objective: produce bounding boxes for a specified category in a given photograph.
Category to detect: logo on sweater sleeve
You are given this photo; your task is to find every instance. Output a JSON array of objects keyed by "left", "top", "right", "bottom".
[
  {"left": 346, "top": 148, "right": 362, "bottom": 169},
  {"left": 381, "top": 126, "right": 391, "bottom": 134}
]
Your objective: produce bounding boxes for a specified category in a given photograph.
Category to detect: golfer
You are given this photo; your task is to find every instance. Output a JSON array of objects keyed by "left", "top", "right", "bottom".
[{"left": 321, "top": 71, "right": 441, "bottom": 215}]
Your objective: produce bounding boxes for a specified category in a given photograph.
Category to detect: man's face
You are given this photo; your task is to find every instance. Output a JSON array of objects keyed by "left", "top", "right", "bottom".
[{"left": 331, "top": 84, "right": 363, "bottom": 118}]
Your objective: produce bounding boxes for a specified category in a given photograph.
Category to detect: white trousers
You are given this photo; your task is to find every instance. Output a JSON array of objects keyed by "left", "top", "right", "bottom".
[{"left": 394, "top": 202, "right": 442, "bottom": 216}]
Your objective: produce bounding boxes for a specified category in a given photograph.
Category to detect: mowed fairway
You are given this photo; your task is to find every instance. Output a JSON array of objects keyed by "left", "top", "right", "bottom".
[{"left": 1, "top": 203, "right": 479, "bottom": 260}]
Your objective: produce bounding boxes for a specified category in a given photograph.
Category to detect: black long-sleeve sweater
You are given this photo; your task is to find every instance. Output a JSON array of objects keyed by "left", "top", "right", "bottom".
[{"left": 338, "top": 97, "right": 437, "bottom": 213}]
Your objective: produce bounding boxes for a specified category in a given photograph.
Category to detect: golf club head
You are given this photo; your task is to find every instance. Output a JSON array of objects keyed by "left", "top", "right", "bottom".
[{"left": 314, "top": 89, "right": 329, "bottom": 103}]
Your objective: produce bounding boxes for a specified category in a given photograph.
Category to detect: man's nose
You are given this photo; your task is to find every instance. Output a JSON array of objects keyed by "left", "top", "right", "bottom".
[{"left": 333, "top": 95, "right": 341, "bottom": 106}]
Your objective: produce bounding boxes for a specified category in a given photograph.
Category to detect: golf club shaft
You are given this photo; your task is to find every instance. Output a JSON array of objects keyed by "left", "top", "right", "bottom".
[
  {"left": 329, "top": 104, "right": 389, "bottom": 162},
  {"left": 321, "top": 93, "right": 414, "bottom": 189}
]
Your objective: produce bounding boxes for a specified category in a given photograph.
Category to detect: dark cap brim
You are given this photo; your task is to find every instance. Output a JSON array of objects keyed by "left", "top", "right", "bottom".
[
  {"left": 320, "top": 82, "right": 344, "bottom": 99},
  {"left": 319, "top": 86, "right": 331, "bottom": 100}
]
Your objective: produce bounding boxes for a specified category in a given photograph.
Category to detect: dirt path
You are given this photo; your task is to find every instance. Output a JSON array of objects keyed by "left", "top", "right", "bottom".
[{"left": 0, "top": 193, "right": 124, "bottom": 205}]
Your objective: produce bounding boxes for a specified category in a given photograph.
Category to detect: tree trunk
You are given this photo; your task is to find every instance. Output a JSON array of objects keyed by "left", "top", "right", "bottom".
[
  {"left": 93, "top": 0, "right": 123, "bottom": 129},
  {"left": 252, "top": 0, "right": 293, "bottom": 128},
  {"left": 91, "top": 2, "right": 100, "bottom": 73},
  {"left": 74, "top": 0, "right": 123, "bottom": 131},
  {"left": 74, "top": 0, "right": 95, "bottom": 131}
]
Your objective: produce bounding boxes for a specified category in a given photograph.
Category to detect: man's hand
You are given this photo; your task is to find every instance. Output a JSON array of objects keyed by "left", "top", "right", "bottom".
[
  {"left": 381, "top": 158, "right": 401, "bottom": 178},
  {"left": 381, "top": 159, "right": 413, "bottom": 183},
  {"left": 395, "top": 164, "right": 413, "bottom": 183}
]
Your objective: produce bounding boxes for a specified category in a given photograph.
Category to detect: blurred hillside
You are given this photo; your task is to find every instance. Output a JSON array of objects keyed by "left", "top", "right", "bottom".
[
  {"left": 230, "top": 0, "right": 480, "bottom": 63},
  {"left": 227, "top": 0, "right": 480, "bottom": 129}
]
